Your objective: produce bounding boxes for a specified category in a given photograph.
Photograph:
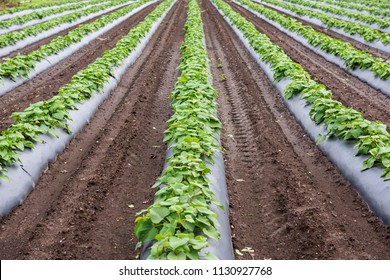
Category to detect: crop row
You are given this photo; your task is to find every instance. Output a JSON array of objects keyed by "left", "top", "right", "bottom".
[
  {"left": 0, "top": 0, "right": 92, "bottom": 16},
  {"left": 337, "top": 0, "right": 390, "bottom": 10},
  {"left": 314, "top": 0, "right": 390, "bottom": 17},
  {"left": 0, "top": 0, "right": 153, "bottom": 83},
  {"left": 280, "top": 0, "right": 390, "bottom": 29},
  {"left": 235, "top": 0, "right": 390, "bottom": 80},
  {"left": 0, "top": 0, "right": 133, "bottom": 49},
  {"left": 135, "top": 0, "right": 224, "bottom": 260},
  {"left": 255, "top": 0, "right": 390, "bottom": 46},
  {"left": 0, "top": 0, "right": 106, "bottom": 30},
  {"left": 0, "top": 0, "right": 174, "bottom": 182},
  {"left": 213, "top": 0, "right": 390, "bottom": 180}
]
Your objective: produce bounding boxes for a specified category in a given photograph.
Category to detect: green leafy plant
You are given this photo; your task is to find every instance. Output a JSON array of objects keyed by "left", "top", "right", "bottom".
[
  {"left": 134, "top": 0, "right": 223, "bottom": 260},
  {"left": 0, "top": 0, "right": 153, "bottom": 83},
  {"left": 236, "top": 0, "right": 390, "bottom": 80},
  {"left": 255, "top": 0, "right": 390, "bottom": 45},
  {"left": 0, "top": 0, "right": 175, "bottom": 181},
  {"left": 313, "top": 0, "right": 390, "bottom": 17},
  {"left": 0, "top": 0, "right": 106, "bottom": 30},
  {"left": 0, "top": 0, "right": 134, "bottom": 49},
  {"left": 275, "top": 0, "right": 390, "bottom": 28},
  {"left": 212, "top": 0, "right": 390, "bottom": 180},
  {"left": 336, "top": 0, "right": 390, "bottom": 10}
]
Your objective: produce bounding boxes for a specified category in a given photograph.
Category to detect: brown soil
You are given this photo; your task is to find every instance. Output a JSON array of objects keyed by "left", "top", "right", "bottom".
[
  {"left": 0, "top": 0, "right": 186, "bottom": 259},
  {"left": 228, "top": 0, "right": 390, "bottom": 130},
  {"left": 0, "top": 2, "right": 159, "bottom": 132},
  {"left": 0, "top": 0, "right": 390, "bottom": 261},
  {"left": 0, "top": 2, "right": 138, "bottom": 61},
  {"left": 259, "top": 1, "right": 390, "bottom": 61},
  {"left": 202, "top": 0, "right": 390, "bottom": 259}
]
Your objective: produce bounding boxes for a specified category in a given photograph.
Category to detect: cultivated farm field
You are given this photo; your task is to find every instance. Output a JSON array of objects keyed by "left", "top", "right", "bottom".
[{"left": 0, "top": 0, "right": 390, "bottom": 260}]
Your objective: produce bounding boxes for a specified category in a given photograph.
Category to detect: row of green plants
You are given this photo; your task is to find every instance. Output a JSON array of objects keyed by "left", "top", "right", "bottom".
[
  {"left": 0, "top": 0, "right": 106, "bottom": 29},
  {"left": 314, "top": 0, "right": 390, "bottom": 17},
  {"left": 134, "top": 0, "right": 223, "bottom": 260},
  {"left": 236, "top": 0, "right": 390, "bottom": 80},
  {"left": 213, "top": 0, "right": 390, "bottom": 180},
  {"left": 255, "top": 0, "right": 390, "bottom": 45},
  {"left": 0, "top": 0, "right": 133, "bottom": 48},
  {"left": 0, "top": 0, "right": 152, "bottom": 83},
  {"left": 337, "top": 0, "right": 390, "bottom": 10},
  {"left": 0, "top": 0, "right": 92, "bottom": 16},
  {"left": 0, "top": 0, "right": 174, "bottom": 182},
  {"left": 280, "top": 0, "right": 390, "bottom": 28}
]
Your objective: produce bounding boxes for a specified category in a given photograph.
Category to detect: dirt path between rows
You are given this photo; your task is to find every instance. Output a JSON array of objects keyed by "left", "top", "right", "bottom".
[
  {"left": 258, "top": 1, "right": 390, "bottom": 61},
  {"left": 203, "top": 0, "right": 390, "bottom": 260},
  {"left": 0, "top": 0, "right": 185, "bottom": 259},
  {"left": 0, "top": 2, "right": 159, "bottom": 132},
  {"left": 0, "top": 2, "right": 140, "bottom": 61},
  {"left": 228, "top": 0, "right": 390, "bottom": 130}
]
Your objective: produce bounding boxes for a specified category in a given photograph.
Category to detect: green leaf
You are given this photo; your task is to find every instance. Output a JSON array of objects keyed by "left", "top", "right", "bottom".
[
  {"left": 362, "top": 156, "right": 376, "bottom": 170},
  {"left": 0, "top": 173, "right": 10, "bottom": 182},
  {"left": 189, "top": 236, "right": 208, "bottom": 250},
  {"left": 168, "top": 236, "right": 189, "bottom": 251},
  {"left": 315, "top": 133, "right": 327, "bottom": 145},
  {"left": 382, "top": 156, "right": 390, "bottom": 168},
  {"left": 203, "top": 226, "right": 220, "bottom": 240},
  {"left": 149, "top": 206, "right": 170, "bottom": 224},
  {"left": 181, "top": 220, "right": 195, "bottom": 231},
  {"left": 134, "top": 219, "right": 158, "bottom": 242},
  {"left": 52, "top": 111, "right": 66, "bottom": 120},
  {"left": 196, "top": 206, "right": 216, "bottom": 216},
  {"left": 14, "top": 141, "right": 24, "bottom": 151},
  {"left": 185, "top": 214, "right": 195, "bottom": 223},
  {"left": 382, "top": 168, "right": 390, "bottom": 181},
  {"left": 160, "top": 223, "right": 175, "bottom": 237},
  {"left": 186, "top": 248, "right": 200, "bottom": 260},
  {"left": 205, "top": 252, "right": 218, "bottom": 260},
  {"left": 167, "top": 251, "right": 187, "bottom": 260}
]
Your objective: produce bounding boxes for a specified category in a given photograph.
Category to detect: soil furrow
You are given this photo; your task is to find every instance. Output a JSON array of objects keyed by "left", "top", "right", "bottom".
[
  {"left": 228, "top": 0, "right": 390, "bottom": 129},
  {"left": 0, "top": 2, "right": 159, "bottom": 132},
  {"left": 0, "top": 2, "right": 142, "bottom": 61},
  {"left": 203, "top": 0, "right": 390, "bottom": 260},
  {"left": 258, "top": 1, "right": 390, "bottom": 61},
  {"left": 0, "top": 0, "right": 185, "bottom": 260}
]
